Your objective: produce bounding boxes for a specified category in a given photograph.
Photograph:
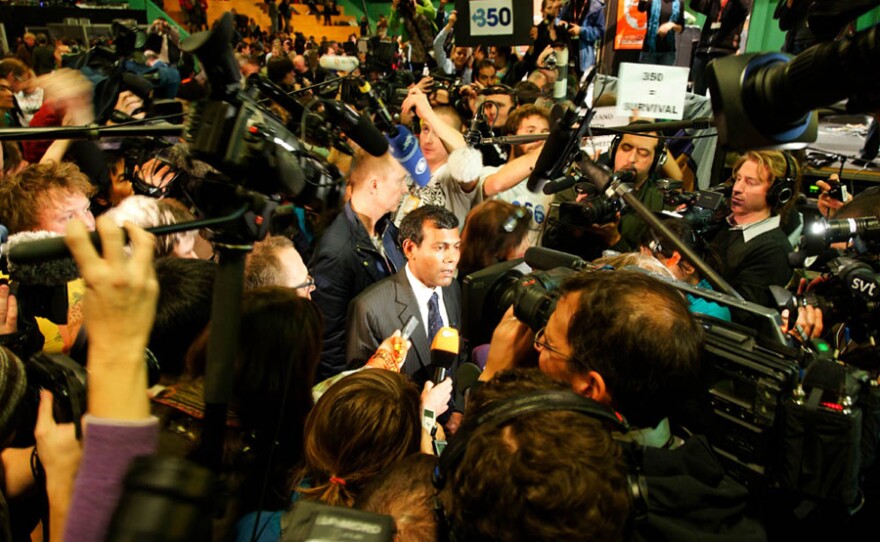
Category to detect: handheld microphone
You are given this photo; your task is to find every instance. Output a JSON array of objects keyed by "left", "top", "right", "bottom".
[
  {"left": 320, "top": 100, "right": 389, "bottom": 157},
  {"left": 386, "top": 124, "right": 431, "bottom": 187},
  {"left": 318, "top": 55, "right": 360, "bottom": 73},
  {"left": 357, "top": 79, "right": 431, "bottom": 187},
  {"left": 431, "top": 327, "right": 459, "bottom": 384}
]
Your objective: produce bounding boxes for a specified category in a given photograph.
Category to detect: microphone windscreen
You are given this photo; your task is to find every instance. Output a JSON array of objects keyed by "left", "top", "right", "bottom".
[
  {"left": 387, "top": 125, "right": 431, "bottom": 187},
  {"left": 578, "top": 153, "right": 613, "bottom": 191},
  {"left": 318, "top": 55, "right": 360, "bottom": 73},
  {"left": 6, "top": 231, "right": 81, "bottom": 286},
  {"left": 542, "top": 175, "right": 578, "bottom": 195},
  {"left": 431, "top": 327, "right": 460, "bottom": 384},
  {"left": 527, "top": 126, "right": 573, "bottom": 193},
  {"left": 321, "top": 100, "right": 388, "bottom": 157},
  {"left": 431, "top": 327, "right": 459, "bottom": 356}
]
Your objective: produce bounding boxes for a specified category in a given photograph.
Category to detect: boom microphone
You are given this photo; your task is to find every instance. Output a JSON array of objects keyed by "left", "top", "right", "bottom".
[
  {"left": 357, "top": 79, "right": 431, "bottom": 187},
  {"left": 526, "top": 66, "right": 599, "bottom": 194},
  {"left": 320, "top": 100, "right": 389, "bottom": 157},
  {"left": 3, "top": 231, "right": 81, "bottom": 286},
  {"left": 431, "top": 327, "right": 459, "bottom": 384},
  {"left": 318, "top": 55, "right": 361, "bottom": 73}
]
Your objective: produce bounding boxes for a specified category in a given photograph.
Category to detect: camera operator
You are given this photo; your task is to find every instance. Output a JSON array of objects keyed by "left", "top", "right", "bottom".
[
  {"left": 707, "top": 150, "right": 797, "bottom": 307},
  {"left": 559, "top": 0, "right": 606, "bottom": 75},
  {"left": 639, "top": 218, "right": 732, "bottom": 321},
  {"left": 544, "top": 129, "right": 675, "bottom": 261},
  {"left": 531, "top": 0, "right": 570, "bottom": 56},
  {"left": 444, "top": 369, "right": 631, "bottom": 542},
  {"left": 478, "top": 271, "right": 766, "bottom": 539},
  {"left": 484, "top": 270, "right": 702, "bottom": 435}
]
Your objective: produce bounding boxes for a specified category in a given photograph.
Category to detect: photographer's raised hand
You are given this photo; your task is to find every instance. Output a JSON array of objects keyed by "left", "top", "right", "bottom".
[{"left": 64, "top": 216, "right": 158, "bottom": 420}]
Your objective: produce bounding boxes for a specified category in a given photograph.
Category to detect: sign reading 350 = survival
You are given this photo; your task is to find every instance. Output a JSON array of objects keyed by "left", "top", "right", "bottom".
[
  {"left": 470, "top": 0, "right": 514, "bottom": 36},
  {"left": 616, "top": 63, "right": 689, "bottom": 120}
]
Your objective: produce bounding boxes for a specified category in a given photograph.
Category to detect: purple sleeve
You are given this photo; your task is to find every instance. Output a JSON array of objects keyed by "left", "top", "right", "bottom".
[{"left": 63, "top": 416, "right": 159, "bottom": 541}]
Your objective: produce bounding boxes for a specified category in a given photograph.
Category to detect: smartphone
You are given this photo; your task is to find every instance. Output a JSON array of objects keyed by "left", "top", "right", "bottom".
[{"left": 401, "top": 315, "right": 419, "bottom": 341}]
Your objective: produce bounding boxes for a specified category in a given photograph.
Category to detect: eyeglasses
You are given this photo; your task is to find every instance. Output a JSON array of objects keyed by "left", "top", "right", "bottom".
[
  {"left": 292, "top": 275, "right": 316, "bottom": 292},
  {"left": 533, "top": 327, "right": 574, "bottom": 362}
]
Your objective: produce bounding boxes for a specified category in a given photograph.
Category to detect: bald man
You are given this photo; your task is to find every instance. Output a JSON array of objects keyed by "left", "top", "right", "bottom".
[{"left": 311, "top": 150, "right": 409, "bottom": 379}]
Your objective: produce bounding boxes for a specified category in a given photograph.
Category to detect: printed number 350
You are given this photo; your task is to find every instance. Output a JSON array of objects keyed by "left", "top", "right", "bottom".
[{"left": 472, "top": 7, "right": 512, "bottom": 27}]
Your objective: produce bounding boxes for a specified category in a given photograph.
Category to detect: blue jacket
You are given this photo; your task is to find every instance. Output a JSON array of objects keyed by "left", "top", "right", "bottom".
[
  {"left": 310, "top": 202, "right": 405, "bottom": 380},
  {"left": 562, "top": 0, "right": 606, "bottom": 72}
]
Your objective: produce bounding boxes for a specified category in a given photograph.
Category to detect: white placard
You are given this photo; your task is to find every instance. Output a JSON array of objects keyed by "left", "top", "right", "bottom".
[
  {"left": 616, "top": 63, "right": 689, "bottom": 120},
  {"left": 469, "top": 0, "right": 514, "bottom": 36},
  {"left": 584, "top": 106, "right": 630, "bottom": 155}
]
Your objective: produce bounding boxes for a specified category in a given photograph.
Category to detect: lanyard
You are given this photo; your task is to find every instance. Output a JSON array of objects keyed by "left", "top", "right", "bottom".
[{"left": 717, "top": 0, "right": 730, "bottom": 22}]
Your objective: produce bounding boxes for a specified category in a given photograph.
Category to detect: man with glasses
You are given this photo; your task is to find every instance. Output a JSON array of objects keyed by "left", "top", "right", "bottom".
[
  {"left": 245, "top": 236, "right": 316, "bottom": 299},
  {"left": 484, "top": 270, "right": 703, "bottom": 442}
]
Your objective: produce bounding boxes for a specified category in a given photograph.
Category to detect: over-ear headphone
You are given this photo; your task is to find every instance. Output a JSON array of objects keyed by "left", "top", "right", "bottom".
[
  {"left": 766, "top": 151, "right": 797, "bottom": 208},
  {"left": 431, "top": 390, "right": 633, "bottom": 542},
  {"left": 433, "top": 390, "right": 629, "bottom": 490},
  {"left": 608, "top": 133, "right": 667, "bottom": 176}
]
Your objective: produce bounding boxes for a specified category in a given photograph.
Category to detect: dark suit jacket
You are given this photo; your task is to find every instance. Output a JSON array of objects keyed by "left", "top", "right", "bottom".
[
  {"left": 345, "top": 269, "right": 461, "bottom": 387},
  {"left": 311, "top": 202, "right": 404, "bottom": 380}
]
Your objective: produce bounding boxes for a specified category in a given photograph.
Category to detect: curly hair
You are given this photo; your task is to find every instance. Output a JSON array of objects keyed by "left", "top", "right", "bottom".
[
  {"left": 449, "top": 369, "right": 631, "bottom": 542},
  {"left": 0, "top": 161, "right": 96, "bottom": 234}
]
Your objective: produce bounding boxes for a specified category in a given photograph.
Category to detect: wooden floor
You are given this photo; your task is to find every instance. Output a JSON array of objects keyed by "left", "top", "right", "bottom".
[{"left": 165, "top": 0, "right": 359, "bottom": 43}]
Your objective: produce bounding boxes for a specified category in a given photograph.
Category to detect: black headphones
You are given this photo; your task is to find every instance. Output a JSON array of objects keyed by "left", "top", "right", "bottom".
[
  {"left": 608, "top": 133, "right": 668, "bottom": 177},
  {"left": 766, "top": 151, "right": 797, "bottom": 208},
  {"left": 433, "top": 390, "right": 629, "bottom": 489},
  {"left": 432, "top": 390, "right": 635, "bottom": 541}
]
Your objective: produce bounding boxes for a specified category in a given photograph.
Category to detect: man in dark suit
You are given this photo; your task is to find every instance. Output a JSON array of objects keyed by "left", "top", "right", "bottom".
[
  {"left": 346, "top": 205, "right": 461, "bottom": 386},
  {"left": 311, "top": 150, "right": 409, "bottom": 380}
]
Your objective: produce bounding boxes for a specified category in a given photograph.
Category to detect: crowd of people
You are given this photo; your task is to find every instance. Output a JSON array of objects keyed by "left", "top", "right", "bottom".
[{"left": 1, "top": 0, "right": 878, "bottom": 540}]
